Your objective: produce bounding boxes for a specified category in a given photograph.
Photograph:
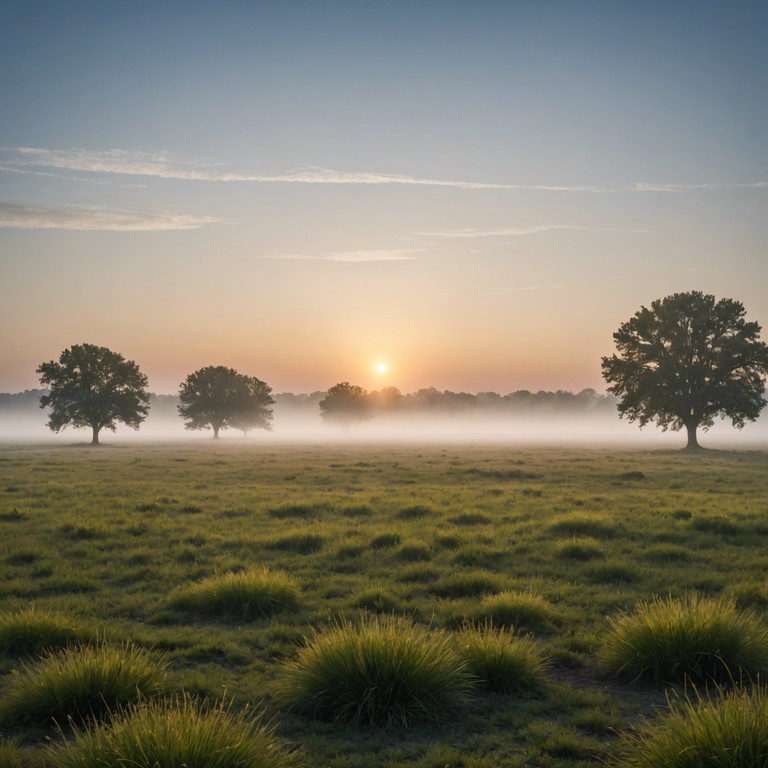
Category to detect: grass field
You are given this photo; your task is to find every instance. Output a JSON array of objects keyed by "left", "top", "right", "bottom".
[{"left": 0, "top": 441, "right": 766, "bottom": 766}]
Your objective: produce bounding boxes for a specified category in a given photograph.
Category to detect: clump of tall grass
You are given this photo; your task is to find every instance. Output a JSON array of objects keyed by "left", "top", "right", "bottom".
[
  {"left": 690, "top": 515, "right": 740, "bottom": 536},
  {"left": 169, "top": 567, "right": 300, "bottom": 621},
  {"left": 0, "top": 642, "right": 167, "bottom": 728},
  {"left": 619, "top": 684, "right": 768, "bottom": 768},
  {"left": 584, "top": 560, "right": 639, "bottom": 584},
  {"left": 394, "top": 542, "right": 432, "bottom": 562},
  {"left": 549, "top": 513, "right": 616, "bottom": 539},
  {"left": 0, "top": 739, "right": 37, "bottom": 768},
  {"left": 277, "top": 614, "right": 473, "bottom": 727},
  {"left": 0, "top": 606, "right": 89, "bottom": 657},
  {"left": 555, "top": 536, "right": 604, "bottom": 561},
  {"left": 351, "top": 586, "right": 403, "bottom": 613},
  {"left": 46, "top": 695, "right": 298, "bottom": 768},
  {"left": 599, "top": 594, "right": 768, "bottom": 684},
  {"left": 431, "top": 571, "right": 505, "bottom": 599},
  {"left": 471, "top": 591, "right": 557, "bottom": 633},
  {"left": 458, "top": 623, "right": 548, "bottom": 693}
]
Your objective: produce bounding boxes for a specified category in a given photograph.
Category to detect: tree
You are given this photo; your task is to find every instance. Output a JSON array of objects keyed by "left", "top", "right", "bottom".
[
  {"left": 319, "top": 382, "right": 371, "bottom": 429},
  {"left": 229, "top": 376, "right": 275, "bottom": 436},
  {"left": 601, "top": 292, "right": 768, "bottom": 450},
  {"left": 37, "top": 343, "right": 150, "bottom": 445},
  {"left": 178, "top": 366, "right": 274, "bottom": 438}
]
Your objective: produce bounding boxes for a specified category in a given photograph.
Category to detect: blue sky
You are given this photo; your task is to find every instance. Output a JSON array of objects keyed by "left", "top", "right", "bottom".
[{"left": 1, "top": 0, "right": 766, "bottom": 394}]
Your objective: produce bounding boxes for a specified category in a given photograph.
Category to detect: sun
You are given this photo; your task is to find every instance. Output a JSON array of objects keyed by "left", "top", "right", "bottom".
[{"left": 373, "top": 361, "right": 389, "bottom": 375}]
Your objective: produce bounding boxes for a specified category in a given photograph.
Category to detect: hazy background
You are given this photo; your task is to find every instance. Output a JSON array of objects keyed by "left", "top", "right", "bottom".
[
  {"left": 1, "top": 1, "right": 766, "bottom": 404},
  {"left": 2, "top": 388, "right": 766, "bottom": 447}
]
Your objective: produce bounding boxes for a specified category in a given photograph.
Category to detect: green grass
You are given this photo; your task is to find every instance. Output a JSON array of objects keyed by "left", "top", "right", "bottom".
[
  {"left": 0, "top": 606, "right": 91, "bottom": 657},
  {"left": 469, "top": 590, "right": 558, "bottom": 632},
  {"left": 168, "top": 567, "right": 300, "bottom": 621},
  {"left": 0, "top": 442, "right": 767, "bottom": 766},
  {"left": 620, "top": 684, "right": 768, "bottom": 767},
  {"left": 0, "top": 642, "right": 167, "bottom": 728},
  {"left": 46, "top": 695, "right": 299, "bottom": 768},
  {"left": 277, "top": 613, "right": 474, "bottom": 727},
  {"left": 599, "top": 594, "right": 768, "bottom": 684},
  {"left": 458, "top": 623, "right": 548, "bottom": 693}
]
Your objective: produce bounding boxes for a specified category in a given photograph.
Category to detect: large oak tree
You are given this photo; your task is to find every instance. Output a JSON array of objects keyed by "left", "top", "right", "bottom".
[
  {"left": 178, "top": 366, "right": 274, "bottom": 438},
  {"left": 37, "top": 343, "right": 150, "bottom": 445},
  {"left": 601, "top": 292, "right": 768, "bottom": 449}
]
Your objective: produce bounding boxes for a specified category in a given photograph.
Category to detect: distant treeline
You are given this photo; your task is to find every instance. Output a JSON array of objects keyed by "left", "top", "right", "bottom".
[{"left": 0, "top": 387, "right": 617, "bottom": 421}]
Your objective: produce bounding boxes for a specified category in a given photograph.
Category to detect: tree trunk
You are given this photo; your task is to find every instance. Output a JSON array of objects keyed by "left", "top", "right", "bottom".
[
  {"left": 91, "top": 425, "right": 100, "bottom": 445},
  {"left": 212, "top": 425, "right": 220, "bottom": 439},
  {"left": 684, "top": 421, "right": 701, "bottom": 451}
]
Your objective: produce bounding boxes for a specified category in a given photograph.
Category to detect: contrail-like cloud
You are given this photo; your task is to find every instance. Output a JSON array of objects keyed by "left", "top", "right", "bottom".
[
  {"left": 2, "top": 148, "right": 765, "bottom": 193},
  {"left": 0, "top": 203, "right": 219, "bottom": 231},
  {"left": 421, "top": 225, "right": 652, "bottom": 238},
  {"left": 0, "top": 147, "right": 606, "bottom": 191},
  {"left": 631, "top": 181, "right": 768, "bottom": 192}
]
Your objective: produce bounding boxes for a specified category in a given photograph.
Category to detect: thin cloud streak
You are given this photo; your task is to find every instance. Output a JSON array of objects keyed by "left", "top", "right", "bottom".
[
  {"left": 0, "top": 203, "right": 219, "bottom": 231},
  {"left": 0, "top": 147, "right": 606, "bottom": 191},
  {"left": 3, "top": 148, "right": 765, "bottom": 194},
  {"left": 632, "top": 181, "right": 768, "bottom": 192},
  {"left": 422, "top": 225, "right": 652, "bottom": 238}
]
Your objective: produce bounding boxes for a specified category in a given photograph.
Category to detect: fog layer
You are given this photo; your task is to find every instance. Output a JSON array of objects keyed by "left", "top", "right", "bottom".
[{"left": 1, "top": 390, "right": 766, "bottom": 448}]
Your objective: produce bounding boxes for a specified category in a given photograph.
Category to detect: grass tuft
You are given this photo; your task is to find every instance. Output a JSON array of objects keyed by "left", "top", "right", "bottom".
[
  {"left": 46, "top": 695, "right": 298, "bottom": 768},
  {"left": 431, "top": 571, "right": 504, "bottom": 599},
  {"left": 277, "top": 613, "right": 473, "bottom": 727},
  {"left": 620, "top": 684, "right": 768, "bottom": 768},
  {"left": 169, "top": 567, "right": 300, "bottom": 621},
  {"left": 599, "top": 594, "right": 768, "bottom": 684},
  {"left": 549, "top": 513, "right": 616, "bottom": 539},
  {"left": 0, "top": 642, "right": 167, "bottom": 728},
  {"left": 458, "top": 623, "right": 548, "bottom": 693},
  {"left": 0, "top": 738, "right": 38, "bottom": 768},
  {"left": 555, "top": 536, "right": 604, "bottom": 561},
  {"left": 0, "top": 607, "right": 89, "bottom": 657},
  {"left": 471, "top": 591, "right": 558, "bottom": 632}
]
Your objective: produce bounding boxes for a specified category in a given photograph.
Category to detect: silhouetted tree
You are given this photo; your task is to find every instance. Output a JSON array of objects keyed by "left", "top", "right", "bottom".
[
  {"left": 178, "top": 366, "right": 274, "bottom": 438},
  {"left": 230, "top": 376, "right": 275, "bottom": 436},
  {"left": 601, "top": 291, "right": 768, "bottom": 450},
  {"left": 37, "top": 343, "right": 150, "bottom": 445},
  {"left": 319, "top": 382, "right": 370, "bottom": 428}
]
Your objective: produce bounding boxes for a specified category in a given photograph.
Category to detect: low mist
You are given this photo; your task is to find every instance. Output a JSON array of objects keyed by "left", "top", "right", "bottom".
[{"left": 1, "top": 389, "right": 766, "bottom": 448}]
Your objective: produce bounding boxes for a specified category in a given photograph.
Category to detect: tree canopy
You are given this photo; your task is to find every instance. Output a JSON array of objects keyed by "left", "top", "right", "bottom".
[
  {"left": 37, "top": 343, "right": 150, "bottom": 445},
  {"left": 319, "top": 382, "right": 371, "bottom": 428},
  {"left": 601, "top": 291, "right": 768, "bottom": 449},
  {"left": 177, "top": 366, "right": 274, "bottom": 438}
]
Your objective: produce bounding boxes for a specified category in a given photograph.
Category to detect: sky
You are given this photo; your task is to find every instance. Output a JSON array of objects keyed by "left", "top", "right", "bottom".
[{"left": 1, "top": 0, "right": 766, "bottom": 396}]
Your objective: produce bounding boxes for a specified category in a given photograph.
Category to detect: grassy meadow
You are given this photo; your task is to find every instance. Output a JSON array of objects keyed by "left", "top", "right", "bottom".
[{"left": 0, "top": 440, "right": 767, "bottom": 766}]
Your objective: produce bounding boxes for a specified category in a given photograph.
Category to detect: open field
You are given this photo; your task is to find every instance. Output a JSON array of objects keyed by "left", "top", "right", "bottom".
[{"left": 0, "top": 441, "right": 767, "bottom": 766}]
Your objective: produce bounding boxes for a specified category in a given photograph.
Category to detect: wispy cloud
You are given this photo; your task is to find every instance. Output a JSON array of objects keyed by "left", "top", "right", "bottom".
[
  {"left": 0, "top": 147, "right": 606, "bottom": 191},
  {"left": 631, "top": 181, "right": 768, "bottom": 192},
  {"left": 422, "top": 225, "right": 652, "bottom": 238},
  {"left": 269, "top": 249, "right": 424, "bottom": 263},
  {"left": 3, "top": 148, "right": 765, "bottom": 194},
  {"left": 0, "top": 203, "right": 219, "bottom": 231}
]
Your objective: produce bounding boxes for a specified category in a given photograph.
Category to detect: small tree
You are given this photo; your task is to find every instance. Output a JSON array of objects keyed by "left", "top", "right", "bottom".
[
  {"left": 37, "top": 343, "right": 150, "bottom": 445},
  {"left": 178, "top": 366, "right": 274, "bottom": 439},
  {"left": 601, "top": 291, "right": 768, "bottom": 450},
  {"left": 319, "top": 382, "right": 371, "bottom": 429}
]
